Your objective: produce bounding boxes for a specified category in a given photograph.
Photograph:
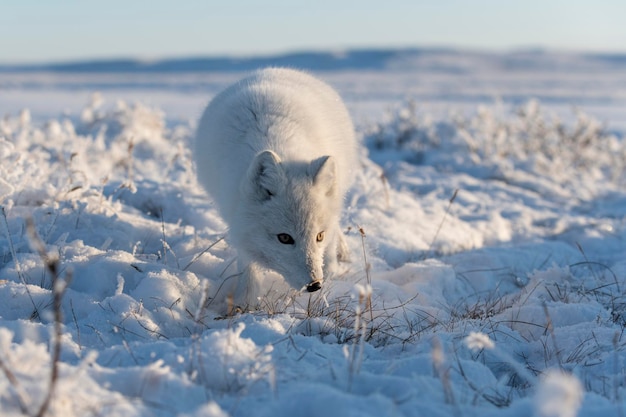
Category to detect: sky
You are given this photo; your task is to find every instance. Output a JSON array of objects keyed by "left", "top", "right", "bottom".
[{"left": 1, "top": 0, "right": 625, "bottom": 64}]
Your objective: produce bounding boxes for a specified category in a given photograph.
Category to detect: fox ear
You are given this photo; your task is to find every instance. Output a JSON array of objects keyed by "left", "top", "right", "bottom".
[
  {"left": 246, "top": 150, "right": 285, "bottom": 201},
  {"left": 309, "top": 155, "right": 336, "bottom": 196}
]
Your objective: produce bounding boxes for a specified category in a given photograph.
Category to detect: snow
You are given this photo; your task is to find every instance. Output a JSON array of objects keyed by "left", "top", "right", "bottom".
[{"left": 1, "top": 49, "right": 625, "bottom": 416}]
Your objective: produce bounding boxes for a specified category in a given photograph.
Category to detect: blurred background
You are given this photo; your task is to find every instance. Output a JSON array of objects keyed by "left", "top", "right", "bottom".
[
  {"left": 1, "top": 0, "right": 625, "bottom": 129},
  {"left": 1, "top": 0, "right": 625, "bottom": 64}
]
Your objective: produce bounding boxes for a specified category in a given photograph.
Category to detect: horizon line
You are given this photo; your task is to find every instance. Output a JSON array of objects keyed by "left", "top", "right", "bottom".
[{"left": 3, "top": 44, "right": 626, "bottom": 68}]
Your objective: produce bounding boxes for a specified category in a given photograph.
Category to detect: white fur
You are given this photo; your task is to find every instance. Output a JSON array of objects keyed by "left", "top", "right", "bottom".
[{"left": 195, "top": 68, "right": 356, "bottom": 309}]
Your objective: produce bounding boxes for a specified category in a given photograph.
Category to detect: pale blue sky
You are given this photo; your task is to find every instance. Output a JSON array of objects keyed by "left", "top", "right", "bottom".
[{"left": 1, "top": 0, "right": 625, "bottom": 63}]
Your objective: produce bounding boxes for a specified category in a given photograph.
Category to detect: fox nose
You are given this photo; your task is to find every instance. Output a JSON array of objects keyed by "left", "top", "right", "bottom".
[{"left": 306, "top": 281, "right": 322, "bottom": 292}]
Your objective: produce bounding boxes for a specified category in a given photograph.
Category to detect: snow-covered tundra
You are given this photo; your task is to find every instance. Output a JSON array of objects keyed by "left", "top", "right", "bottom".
[{"left": 194, "top": 68, "right": 357, "bottom": 310}]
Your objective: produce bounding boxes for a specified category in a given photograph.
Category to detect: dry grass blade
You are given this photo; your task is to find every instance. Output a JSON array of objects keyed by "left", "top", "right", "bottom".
[
  {"left": 428, "top": 188, "right": 459, "bottom": 253},
  {"left": 1, "top": 206, "right": 40, "bottom": 320},
  {"left": 183, "top": 236, "right": 225, "bottom": 271}
]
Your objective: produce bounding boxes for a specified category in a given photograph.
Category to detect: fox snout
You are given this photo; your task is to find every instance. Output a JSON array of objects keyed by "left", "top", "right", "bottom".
[
  {"left": 305, "top": 258, "right": 324, "bottom": 292},
  {"left": 306, "top": 281, "right": 322, "bottom": 292}
]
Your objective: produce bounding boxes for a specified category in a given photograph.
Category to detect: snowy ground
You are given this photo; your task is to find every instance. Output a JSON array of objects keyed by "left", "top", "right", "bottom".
[{"left": 1, "top": 50, "right": 625, "bottom": 416}]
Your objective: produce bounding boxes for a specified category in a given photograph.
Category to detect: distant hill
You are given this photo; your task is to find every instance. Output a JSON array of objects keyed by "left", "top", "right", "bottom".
[
  {"left": 0, "top": 49, "right": 413, "bottom": 73},
  {"left": 1, "top": 48, "right": 625, "bottom": 73}
]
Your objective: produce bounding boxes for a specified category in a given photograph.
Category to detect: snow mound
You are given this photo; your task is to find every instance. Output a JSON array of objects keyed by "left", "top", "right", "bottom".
[{"left": 0, "top": 91, "right": 625, "bottom": 417}]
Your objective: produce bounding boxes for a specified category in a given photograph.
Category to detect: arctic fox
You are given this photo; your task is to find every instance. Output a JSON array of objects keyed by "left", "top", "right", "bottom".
[{"left": 195, "top": 68, "right": 357, "bottom": 309}]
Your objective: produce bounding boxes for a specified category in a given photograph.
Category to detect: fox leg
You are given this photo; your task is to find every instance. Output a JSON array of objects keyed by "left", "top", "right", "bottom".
[
  {"left": 336, "top": 230, "right": 350, "bottom": 263},
  {"left": 323, "top": 224, "right": 350, "bottom": 278},
  {"left": 232, "top": 259, "right": 262, "bottom": 313}
]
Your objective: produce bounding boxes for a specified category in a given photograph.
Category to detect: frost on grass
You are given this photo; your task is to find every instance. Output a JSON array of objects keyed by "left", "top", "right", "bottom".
[
  {"left": 0, "top": 89, "right": 625, "bottom": 417},
  {"left": 464, "top": 331, "right": 495, "bottom": 351},
  {"left": 366, "top": 99, "right": 626, "bottom": 198},
  {"left": 535, "top": 370, "right": 584, "bottom": 417}
]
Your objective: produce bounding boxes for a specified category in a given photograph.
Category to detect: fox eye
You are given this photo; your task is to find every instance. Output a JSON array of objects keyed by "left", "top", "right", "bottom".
[
  {"left": 316, "top": 231, "right": 325, "bottom": 242},
  {"left": 277, "top": 233, "right": 295, "bottom": 245}
]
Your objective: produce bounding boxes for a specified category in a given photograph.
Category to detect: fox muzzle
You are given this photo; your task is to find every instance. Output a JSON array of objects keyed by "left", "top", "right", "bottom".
[{"left": 306, "top": 281, "right": 322, "bottom": 292}]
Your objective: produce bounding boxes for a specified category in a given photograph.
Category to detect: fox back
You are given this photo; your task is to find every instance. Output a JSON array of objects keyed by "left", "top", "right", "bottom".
[{"left": 195, "top": 68, "right": 356, "bottom": 304}]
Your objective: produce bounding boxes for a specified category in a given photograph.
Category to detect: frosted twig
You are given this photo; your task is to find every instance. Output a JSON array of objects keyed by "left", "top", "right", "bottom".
[
  {"left": 26, "top": 218, "right": 70, "bottom": 417},
  {"left": 0, "top": 354, "right": 30, "bottom": 414}
]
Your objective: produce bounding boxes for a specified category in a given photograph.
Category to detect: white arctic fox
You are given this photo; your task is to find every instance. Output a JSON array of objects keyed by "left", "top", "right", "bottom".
[{"left": 195, "top": 68, "right": 357, "bottom": 309}]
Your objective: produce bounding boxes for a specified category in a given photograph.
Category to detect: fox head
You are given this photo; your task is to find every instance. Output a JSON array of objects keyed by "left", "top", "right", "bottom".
[{"left": 233, "top": 150, "right": 340, "bottom": 292}]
